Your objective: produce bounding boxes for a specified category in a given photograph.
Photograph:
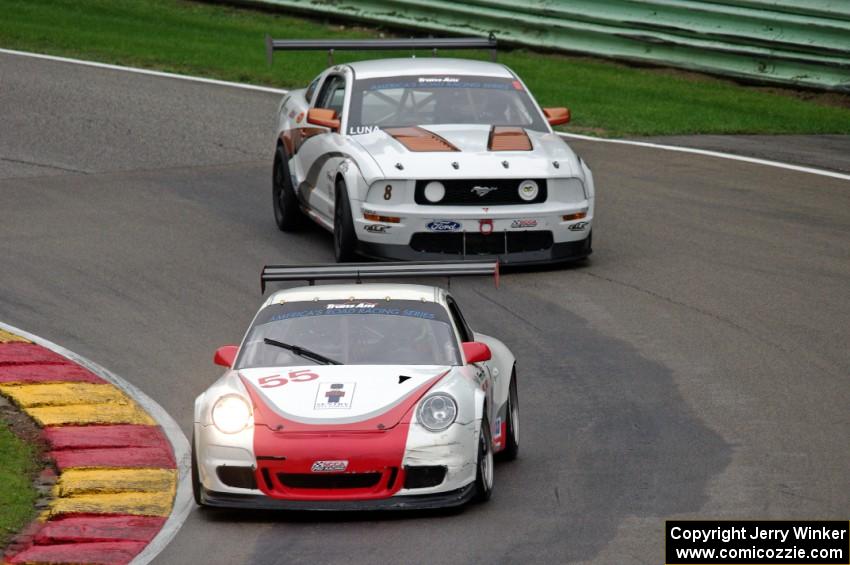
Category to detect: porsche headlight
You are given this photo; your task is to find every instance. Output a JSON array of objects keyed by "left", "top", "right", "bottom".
[
  {"left": 417, "top": 393, "right": 457, "bottom": 432},
  {"left": 423, "top": 181, "right": 445, "bottom": 203},
  {"left": 518, "top": 180, "right": 539, "bottom": 201},
  {"left": 212, "top": 394, "right": 252, "bottom": 434}
]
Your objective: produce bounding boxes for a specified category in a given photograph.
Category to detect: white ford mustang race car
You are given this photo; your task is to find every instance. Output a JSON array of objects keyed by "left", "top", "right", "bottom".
[
  {"left": 269, "top": 37, "right": 595, "bottom": 265},
  {"left": 192, "top": 262, "right": 519, "bottom": 510}
]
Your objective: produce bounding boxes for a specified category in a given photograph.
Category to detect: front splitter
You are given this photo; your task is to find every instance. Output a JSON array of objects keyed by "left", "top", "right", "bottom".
[{"left": 200, "top": 483, "right": 475, "bottom": 511}]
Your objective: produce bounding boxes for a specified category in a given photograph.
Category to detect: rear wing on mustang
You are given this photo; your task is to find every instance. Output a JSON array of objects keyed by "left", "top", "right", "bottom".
[
  {"left": 265, "top": 34, "right": 498, "bottom": 66},
  {"left": 261, "top": 261, "right": 499, "bottom": 292}
]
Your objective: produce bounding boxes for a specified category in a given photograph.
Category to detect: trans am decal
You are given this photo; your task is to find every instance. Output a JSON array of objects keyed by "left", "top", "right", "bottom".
[
  {"left": 418, "top": 77, "right": 459, "bottom": 84},
  {"left": 259, "top": 300, "right": 451, "bottom": 324},
  {"left": 366, "top": 79, "right": 513, "bottom": 91},
  {"left": 326, "top": 302, "right": 377, "bottom": 310}
]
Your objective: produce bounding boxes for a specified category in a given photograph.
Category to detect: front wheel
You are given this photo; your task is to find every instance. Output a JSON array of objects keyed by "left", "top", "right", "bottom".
[
  {"left": 272, "top": 146, "right": 302, "bottom": 231},
  {"left": 473, "top": 415, "right": 494, "bottom": 502},
  {"left": 333, "top": 180, "right": 358, "bottom": 262},
  {"left": 498, "top": 372, "right": 520, "bottom": 461}
]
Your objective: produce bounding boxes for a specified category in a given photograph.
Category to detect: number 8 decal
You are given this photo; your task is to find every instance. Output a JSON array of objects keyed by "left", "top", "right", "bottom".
[{"left": 383, "top": 185, "right": 392, "bottom": 200}]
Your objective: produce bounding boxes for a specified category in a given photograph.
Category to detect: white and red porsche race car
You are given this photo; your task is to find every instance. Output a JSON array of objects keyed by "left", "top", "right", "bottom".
[
  {"left": 269, "top": 36, "right": 594, "bottom": 265},
  {"left": 192, "top": 262, "right": 519, "bottom": 510}
]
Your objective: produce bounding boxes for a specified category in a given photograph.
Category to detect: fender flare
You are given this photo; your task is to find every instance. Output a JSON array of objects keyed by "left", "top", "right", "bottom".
[
  {"left": 193, "top": 393, "right": 205, "bottom": 425},
  {"left": 579, "top": 156, "right": 595, "bottom": 201},
  {"left": 474, "top": 388, "right": 487, "bottom": 423},
  {"left": 334, "top": 158, "right": 369, "bottom": 204}
]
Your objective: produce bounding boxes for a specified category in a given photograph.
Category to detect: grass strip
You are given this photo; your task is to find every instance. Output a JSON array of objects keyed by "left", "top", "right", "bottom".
[
  {"left": 0, "top": 415, "right": 39, "bottom": 549},
  {"left": 0, "top": 0, "right": 849, "bottom": 136}
]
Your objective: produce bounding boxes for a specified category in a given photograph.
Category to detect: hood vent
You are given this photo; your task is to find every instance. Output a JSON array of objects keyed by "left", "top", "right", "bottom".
[
  {"left": 383, "top": 127, "right": 459, "bottom": 152},
  {"left": 488, "top": 127, "right": 532, "bottom": 151}
]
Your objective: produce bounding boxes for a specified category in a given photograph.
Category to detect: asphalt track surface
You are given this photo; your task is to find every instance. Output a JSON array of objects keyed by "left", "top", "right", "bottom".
[
  {"left": 635, "top": 134, "right": 850, "bottom": 175},
  {"left": 2, "top": 52, "right": 849, "bottom": 564}
]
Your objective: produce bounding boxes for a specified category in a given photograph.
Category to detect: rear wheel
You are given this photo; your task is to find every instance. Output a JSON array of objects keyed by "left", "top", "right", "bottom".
[
  {"left": 333, "top": 180, "right": 358, "bottom": 262},
  {"left": 272, "top": 146, "right": 302, "bottom": 231},
  {"left": 473, "top": 414, "right": 494, "bottom": 502},
  {"left": 499, "top": 372, "right": 520, "bottom": 461}
]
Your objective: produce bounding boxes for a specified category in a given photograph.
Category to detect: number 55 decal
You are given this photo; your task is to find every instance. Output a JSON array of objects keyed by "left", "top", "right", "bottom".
[
  {"left": 258, "top": 370, "right": 320, "bottom": 388},
  {"left": 288, "top": 369, "right": 319, "bottom": 382}
]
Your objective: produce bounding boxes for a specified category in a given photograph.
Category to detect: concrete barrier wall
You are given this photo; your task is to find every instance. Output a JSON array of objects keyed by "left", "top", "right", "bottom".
[{"left": 254, "top": 0, "right": 850, "bottom": 90}]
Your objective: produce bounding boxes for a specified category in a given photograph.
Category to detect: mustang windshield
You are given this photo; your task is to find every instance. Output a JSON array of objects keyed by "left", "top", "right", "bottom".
[
  {"left": 346, "top": 75, "right": 547, "bottom": 134},
  {"left": 236, "top": 300, "right": 461, "bottom": 368}
]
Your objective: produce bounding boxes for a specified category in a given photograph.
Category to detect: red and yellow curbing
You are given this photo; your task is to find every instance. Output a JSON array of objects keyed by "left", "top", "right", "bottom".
[{"left": 0, "top": 331, "right": 177, "bottom": 565}]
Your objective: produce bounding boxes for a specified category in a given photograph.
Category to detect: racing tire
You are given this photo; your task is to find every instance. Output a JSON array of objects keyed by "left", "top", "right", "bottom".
[
  {"left": 272, "top": 146, "right": 303, "bottom": 232},
  {"left": 498, "top": 372, "right": 520, "bottom": 461},
  {"left": 473, "top": 414, "right": 494, "bottom": 503},
  {"left": 191, "top": 432, "right": 203, "bottom": 506},
  {"left": 333, "top": 180, "right": 358, "bottom": 262}
]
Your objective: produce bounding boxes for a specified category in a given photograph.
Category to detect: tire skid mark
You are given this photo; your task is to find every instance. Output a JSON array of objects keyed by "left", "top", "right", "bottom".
[{"left": 0, "top": 330, "right": 177, "bottom": 565}]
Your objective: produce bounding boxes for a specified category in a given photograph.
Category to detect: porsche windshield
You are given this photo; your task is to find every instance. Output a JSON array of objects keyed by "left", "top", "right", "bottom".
[
  {"left": 346, "top": 75, "right": 547, "bottom": 134},
  {"left": 236, "top": 300, "right": 461, "bottom": 368}
]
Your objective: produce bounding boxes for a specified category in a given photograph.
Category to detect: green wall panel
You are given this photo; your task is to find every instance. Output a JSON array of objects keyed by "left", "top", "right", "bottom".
[{"left": 255, "top": 0, "right": 850, "bottom": 90}]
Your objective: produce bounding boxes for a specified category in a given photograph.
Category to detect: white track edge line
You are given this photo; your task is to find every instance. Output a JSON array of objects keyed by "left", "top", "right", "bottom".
[
  {"left": 0, "top": 320, "right": 192, "bottom": 565},
  {"left": 558, "top": 133, "right": 850, "bottom": 182},
  {"left": 0, "top": 47, "right": 287, "bottom": 94},
  {"left": 3, "top": 47, "right": 847, "bottom": 181}
]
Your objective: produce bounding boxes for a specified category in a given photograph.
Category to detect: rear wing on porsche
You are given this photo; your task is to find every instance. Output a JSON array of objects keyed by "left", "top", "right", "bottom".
[
  {"left": 261, "top": 261, "right": 499, "bottom": 292},
  {"left": 265, "top": 34, "right": 498, "bottom": 66}
]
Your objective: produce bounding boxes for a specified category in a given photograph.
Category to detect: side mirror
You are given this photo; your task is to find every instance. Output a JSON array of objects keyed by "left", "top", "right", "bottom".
[
  {"left": 214, "top": 345, "right": 238, "bottom": 368},
  {"left": 307, "top": 108, "right": 340, "bottom": 131},
  {"left": 462, "top": 342, "right": 492, "bottom": 364},
  {"left": 543, "top": 107, "right": 571, "bottom": 126}
]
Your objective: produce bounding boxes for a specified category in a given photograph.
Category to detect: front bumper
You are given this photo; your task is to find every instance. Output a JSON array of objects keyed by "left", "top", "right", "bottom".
[
  {"left": 200, "top": 483, "right": 475, "bottom": 511},
  {"left": 358, "top": 231, "right": 591, "bottom": 265},
  {"left": 354, "top": 201, "right": 593, "bottom": 265},
  {"left": 196, "top": 417, "right": 480, "bottom": 507}
]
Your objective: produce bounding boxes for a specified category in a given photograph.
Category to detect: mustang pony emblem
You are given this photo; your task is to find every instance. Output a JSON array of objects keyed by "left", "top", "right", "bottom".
[{"left": 471, "top": 185, "right": 499, "bottom": 197}]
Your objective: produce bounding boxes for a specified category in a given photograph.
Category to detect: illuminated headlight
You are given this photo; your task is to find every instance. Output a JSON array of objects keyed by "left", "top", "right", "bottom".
[
  {"left": 423, "top": 181, "right": 446, "bottom": 203},
  {"left": 518, "top": 180, "right": 539, "bottom": 201},
  {"left": 212, "top": 394, "right": 252, "bottom": 434},
  {"left": 417, "top": 393, "right": 457, "bottom": 432}
]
